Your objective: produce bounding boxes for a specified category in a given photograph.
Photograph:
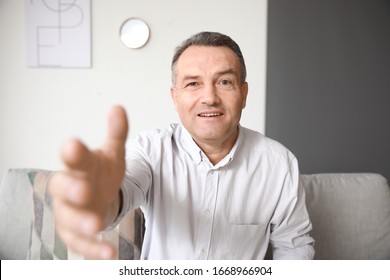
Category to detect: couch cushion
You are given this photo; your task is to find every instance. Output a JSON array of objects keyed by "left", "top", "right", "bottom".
[{"left": 302, "top": 173, "right": 390, "bottom": 259}]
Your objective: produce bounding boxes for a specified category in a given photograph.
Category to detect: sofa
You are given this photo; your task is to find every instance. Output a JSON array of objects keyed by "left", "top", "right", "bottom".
[{"left": 1, "top": 168, "right": 389, "bottom": 260}]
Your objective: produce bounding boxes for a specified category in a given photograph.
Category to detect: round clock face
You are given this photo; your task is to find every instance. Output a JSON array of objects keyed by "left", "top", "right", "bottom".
[{"left": 120, "top": 18, "right": 150, "bottom": 49}]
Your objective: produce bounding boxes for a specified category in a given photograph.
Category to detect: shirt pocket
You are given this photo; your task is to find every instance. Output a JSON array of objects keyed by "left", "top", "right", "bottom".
[{"left": 215, "top": 224, "right": 270, "bottom": 259}]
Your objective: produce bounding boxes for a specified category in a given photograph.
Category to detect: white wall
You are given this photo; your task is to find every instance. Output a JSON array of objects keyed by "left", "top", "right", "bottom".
[{"left": 0, "top": 0, "right": 268, "bottom": 175}]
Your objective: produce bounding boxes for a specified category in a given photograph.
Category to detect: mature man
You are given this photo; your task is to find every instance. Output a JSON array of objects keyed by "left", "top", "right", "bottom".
[{"left": 50, "top": 31, "right": 315, "bottom": 259}]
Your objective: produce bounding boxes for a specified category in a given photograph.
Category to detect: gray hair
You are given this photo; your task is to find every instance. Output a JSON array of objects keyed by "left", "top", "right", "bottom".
[{"left": 171, "top": 31, "right": 247, "bottom": 86}]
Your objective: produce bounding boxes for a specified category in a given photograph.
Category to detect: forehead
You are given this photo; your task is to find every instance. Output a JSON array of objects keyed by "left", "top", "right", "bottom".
[{"left": 175, "top": 46, "right": 240, "bottom": 76}]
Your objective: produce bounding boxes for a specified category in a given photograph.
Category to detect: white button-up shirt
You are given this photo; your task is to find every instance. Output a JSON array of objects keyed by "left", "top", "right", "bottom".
[{"left": 119, "top": 124, "right": 315, "bottom": 259}]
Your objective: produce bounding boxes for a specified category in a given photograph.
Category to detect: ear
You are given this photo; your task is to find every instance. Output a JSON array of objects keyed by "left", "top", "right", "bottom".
[
  {"left": 170, "top": 87, "right": 179, "bottom": 111},
  {"left": 241, "top": 82, "right": 249, "bottom": 109}
]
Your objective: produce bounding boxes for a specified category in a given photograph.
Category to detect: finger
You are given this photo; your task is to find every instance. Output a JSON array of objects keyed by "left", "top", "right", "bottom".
[
  {"left": 49, "top": 171, "right": 91, "bottom": 206},
  {"left": 103, "top": 105, "right": 128, "bottom": 156},
  {"left": 52, "top": 198, "right": 103, "bottom": 236},
  {"left": 61, "top": 138, "right": 94, "bottom": 172},
  {"left": 58, "top": 226, "right": 117, "bottom": 260}
]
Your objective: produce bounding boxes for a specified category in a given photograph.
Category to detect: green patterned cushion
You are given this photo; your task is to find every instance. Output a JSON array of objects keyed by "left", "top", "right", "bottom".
[{"left": 27, "top": 170, "right": 144, "bottom": 260}]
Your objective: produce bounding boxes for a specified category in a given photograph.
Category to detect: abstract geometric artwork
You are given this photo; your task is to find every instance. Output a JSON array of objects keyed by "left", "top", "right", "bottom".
[{"left": 25, "top": 0, "right": 91, "bottom": 68}]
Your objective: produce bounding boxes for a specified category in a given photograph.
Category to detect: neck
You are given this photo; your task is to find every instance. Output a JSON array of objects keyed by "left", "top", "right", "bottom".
[
  {"left": 193, "top": 128, "right": 239, "bottom": 165},
  {"left": 203, "top": 147, "right": 231, "bottom": 165}
]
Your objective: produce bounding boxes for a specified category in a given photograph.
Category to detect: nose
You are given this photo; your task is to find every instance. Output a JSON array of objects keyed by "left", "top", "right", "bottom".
[{"left": 200, "top": 84, "right": 221, "bottom": 106}]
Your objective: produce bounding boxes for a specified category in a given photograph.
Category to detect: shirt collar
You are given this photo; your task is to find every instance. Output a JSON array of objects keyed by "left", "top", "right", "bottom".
[
  {"left": 179, "top": 124, "right": 244, "bottom": 168},
  {"left": 179, "top": 124, "right": 203, "bottom": 165},
  {"left": 215, "top": 124, "right": 243, "bottom": 168}
]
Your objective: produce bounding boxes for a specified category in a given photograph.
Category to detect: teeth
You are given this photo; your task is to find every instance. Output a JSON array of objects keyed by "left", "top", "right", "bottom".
[{"left": 199, "top": 113, "right": 222, "bottom": 117}]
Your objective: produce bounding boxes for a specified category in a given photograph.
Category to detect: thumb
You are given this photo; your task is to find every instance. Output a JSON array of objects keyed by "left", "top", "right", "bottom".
[{"left": 103, "top": 105, "right": 129, "bottom": 156}]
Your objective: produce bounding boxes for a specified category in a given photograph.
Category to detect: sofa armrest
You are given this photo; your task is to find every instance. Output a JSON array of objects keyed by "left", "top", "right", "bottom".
[
  {"left": 0, "top": 169, "right": 34, "bottom": 259},
  {"left": 0, "top": 168, "right": 145, "bottom": 260}
]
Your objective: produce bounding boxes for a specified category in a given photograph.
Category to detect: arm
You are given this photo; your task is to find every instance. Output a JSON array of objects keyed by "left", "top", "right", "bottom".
[
  {"left": 49, "top": 106, "right": 128, "bottom": 259},
  {"left": 270, "top": 157, "right": 315, "bottom": 260}
]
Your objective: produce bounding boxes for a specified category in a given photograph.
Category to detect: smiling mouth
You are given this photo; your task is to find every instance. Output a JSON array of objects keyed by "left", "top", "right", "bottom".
[{"left": 198, "top": 113, "right": 223, "bottom": 117}]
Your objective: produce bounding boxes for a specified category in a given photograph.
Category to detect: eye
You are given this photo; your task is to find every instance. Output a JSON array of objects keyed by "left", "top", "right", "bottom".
[
  {"left": 220, "top": 79, "right": 232, "bottom": 85},
  {"left": 218, "top": 79, "right": 234, "bottom": 88},
  {"left": 183, "top": 81, "right": 201, "bottom": 90},
  {"left": 186, "top": 81, "right": 198, "bottom": 87}
]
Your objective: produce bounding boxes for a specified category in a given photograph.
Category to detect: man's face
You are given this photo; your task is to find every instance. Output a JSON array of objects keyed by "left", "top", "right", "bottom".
[{"left": 171, "top": 46, "right": 248, "bottom": 149}]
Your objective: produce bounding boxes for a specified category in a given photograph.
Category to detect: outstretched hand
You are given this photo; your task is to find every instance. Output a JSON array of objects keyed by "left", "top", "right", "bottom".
[{"left": 49, "top": 106, "right": 128, "bottom": 259}]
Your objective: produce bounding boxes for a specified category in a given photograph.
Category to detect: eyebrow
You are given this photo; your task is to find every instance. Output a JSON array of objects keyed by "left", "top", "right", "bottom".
[
  {"left": 181, "top": 75, "right": 200, "bottom": 81},
  {"left": 216, "top": 68, "right": 238, "bottom": 77},
  {"left": 181, "top": 68, "right": 238, "bottom": 81}
]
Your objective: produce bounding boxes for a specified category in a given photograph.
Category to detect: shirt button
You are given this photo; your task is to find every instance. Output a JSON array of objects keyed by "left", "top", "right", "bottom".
[
  {"left": 204, "top": 209, "right": 211, "bottom": 216},
  {"left": 200, "top": 249, "right": 206, "bottom": 257}
]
